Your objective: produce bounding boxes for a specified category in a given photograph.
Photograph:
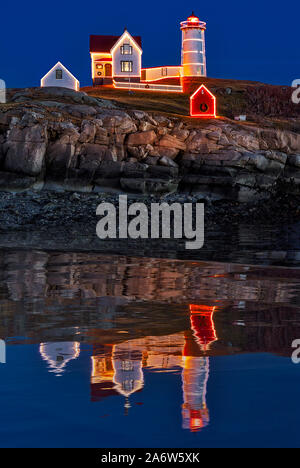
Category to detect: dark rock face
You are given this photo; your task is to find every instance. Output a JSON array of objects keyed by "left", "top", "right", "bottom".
[{"left": 0, "top": 88, "right": 300, "bottom": 200}]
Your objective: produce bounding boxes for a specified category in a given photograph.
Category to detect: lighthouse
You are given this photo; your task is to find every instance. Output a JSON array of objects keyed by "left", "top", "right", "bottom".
[{"left": 180, "top": 12, "right": 207, "bottom": 77}]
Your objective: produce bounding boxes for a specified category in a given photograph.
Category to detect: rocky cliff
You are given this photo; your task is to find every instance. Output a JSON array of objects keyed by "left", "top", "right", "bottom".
[{"left": 1, "top": 86, "right": 300, "bottom": 203}]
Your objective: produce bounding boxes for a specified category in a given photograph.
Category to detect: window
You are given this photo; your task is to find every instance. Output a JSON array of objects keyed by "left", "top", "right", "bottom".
[
  {"left": 121, "top": 61, "right": 133, "bottom": 72},
  {"left": 56, "top": 69, "right": 63, "bottom": 79},
  {"left": 120, "top": 43, "right": 132, "bottom": 55},
  {"left": 97, "top": 72, "right": 102, "bottom": 76},
  {"left": 96, "top": 64, "right": 103, "bottom": 69},
  {"left": 162, "top": 68, "right": 168, "bottom": 77}
]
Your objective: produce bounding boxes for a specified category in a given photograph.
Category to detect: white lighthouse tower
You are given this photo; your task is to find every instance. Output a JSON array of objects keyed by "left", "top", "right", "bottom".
[{"left": 180, "top": 12, "right": 207, "bottom": 77}]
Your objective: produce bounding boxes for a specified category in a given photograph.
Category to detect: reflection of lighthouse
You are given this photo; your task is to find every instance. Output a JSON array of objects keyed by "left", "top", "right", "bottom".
[
  {"left": 39, "top": 342, "right": 80, "bottom": 376},
  {"left": 89, "top": 305, "right": 218, "bottom": 431},
  {"left": 180, "top": 12, "right": 207, "bottom": 77},
  {"left": 181, "top": 305, "right": 217, "bottom": 432},
  {"left": 181, "top": 356, "right": 210, "bottom": 431},
  {"left": 112, "top": 342, "right": 144, "bottom": 412}
]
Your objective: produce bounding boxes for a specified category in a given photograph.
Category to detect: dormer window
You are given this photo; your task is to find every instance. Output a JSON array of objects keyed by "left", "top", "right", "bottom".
[
  {"left": 56, "top": 69, "right": 63, "bottom": 79},
  {"left": 120, "top": 43, "right": 132, "bottom": 55}
]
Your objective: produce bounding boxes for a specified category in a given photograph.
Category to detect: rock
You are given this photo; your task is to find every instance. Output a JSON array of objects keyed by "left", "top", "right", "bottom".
[
  {"left": 0, "top": 171, "right": 37, "bottom": 191},
  {"left": 65, "top": 104, "right": 97, "bottom": 118},
  {"left": 36, "top": 100, "right": 66, "bottom": 109},
  {"left": 63, "top": 178, "right": 93, "bottom": 192},
  {"left": 79, "top": 120, "right": 99, "bottom": 143},
  {"left": 101, "top": 113, "right": 136, "bottom": 134},
  {"left": 139, "top": 121, "right": 156, "bottom": 132},
  {"left": 241, "top": 152, "right": 285, "bottom": 175},
  {"left": 230, "top": 130, "right": 260, "bottom": 151},
  {"left": 20, "top": 111, "right": 44, "bottom": 125},
  {"left": 255, "top": 174, "right": 277, "bottom": 188},
  {"left": 95, "top": 127, "right": 109, "bottom": 145},
  {"left": 207, "top": 131, "right": 221, "bottom": 142},
  {"left": 158, "top": 134, "right": 186, "bottom": 151},
  {"left": 132, "top": 110, "right": 147, "bottom": 120},
  {"left": 58, "top": 127, "right": 80, "bottom": 145},
  {"left": 171, "top": 128, "right": 190, "bottom": 142},
  {"left": 147, "top": 165, "right": 178, "bottom": 179},
  {"left": 288, "top": 154, "right": 300, "bottom": 167},
  {"left": 144, "top": 156, "right": 159, "bottom": 166},
  {"left": 234, "top": 173, "right": 257, "bottom": 187},
  {"left": 159, "top": 156, "right": 178, "bottom": 167},
  {"left": 120, "top": 177, "right": 178, "bottom": 194},
  {"left": 105, "top": 147, "right": 119, "bottom": 162},
  {"left": 238, "top": 186, "right": 269, "bottom": 203},
  {"left": 95, "top": 161, "right": 124, "bottom": 178},
  {"left": 127, "top": 130, "right": 157, "bottom": 146},
  {"left": 80, "top": 143, "right": 108, "bottom": 161},
  {"left": 186, "top": 130, "right": 220, "bottom": 154},
  {"left": 46, "top": 141, "right": 76, "bottom": 178},
  {"left": 149, "top": 146, "right": 180, "bottom": 159},
  {"left": 0, "top": 112, "right": 12, "bottom": 127},
  {"left": 93, "top": 178, "right": 122, "bottom": 192},
  {"left": 4, "top": 123, "right": 48, "bottom": 176},
  {"left": 153, "top": 115, "right": 171, "bottom": 127},
  {"left": 157, "top": 127, "right": 169, "bottom": 136},
  {"left": 182, "top": 175, "right": 232, "bottom": 186},
  {"left": 127, "top": 145, "right": 149, "bottom": 160},
  {"left": 122, "top": 162, "right": 147, "bottom": 178},
  {"left": 78, "top": 158, "right": 101, "bottom": 180}
]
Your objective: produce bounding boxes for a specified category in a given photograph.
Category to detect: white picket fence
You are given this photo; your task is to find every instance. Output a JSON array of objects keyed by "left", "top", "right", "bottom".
[{"left": 113, "top": 80, "right": 183, "bottom": 93}]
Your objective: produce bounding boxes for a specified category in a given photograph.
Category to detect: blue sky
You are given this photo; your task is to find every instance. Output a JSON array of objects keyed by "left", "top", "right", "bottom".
[{"left": 1, "top": 0, "right": 299, "bottom": 88}]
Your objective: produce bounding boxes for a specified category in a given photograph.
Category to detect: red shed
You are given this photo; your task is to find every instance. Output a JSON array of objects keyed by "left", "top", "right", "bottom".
[{"left": 190, "top": 84, "right": 216, "bottom": 118}]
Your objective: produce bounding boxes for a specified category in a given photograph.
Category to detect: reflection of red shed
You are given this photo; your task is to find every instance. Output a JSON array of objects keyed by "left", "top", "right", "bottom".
[{"left": 190, "top": 84, "right": 216, "bottom": 118}]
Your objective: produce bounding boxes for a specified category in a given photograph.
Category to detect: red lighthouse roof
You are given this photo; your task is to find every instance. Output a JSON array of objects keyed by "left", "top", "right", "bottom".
[
  {"left": 187, "top": 11, "right": 200, "bottom": 22},
  {"left": 181, "top": 12, "right": 206, "bottom": 30}
]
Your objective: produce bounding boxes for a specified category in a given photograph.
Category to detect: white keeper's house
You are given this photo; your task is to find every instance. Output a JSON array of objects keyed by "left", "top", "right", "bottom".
[
  {"left": 90, "top": 29, "right": 142, "bottom": 86},
  {"left": 41, "top": 62, "right": 80, "bottom": 90}
]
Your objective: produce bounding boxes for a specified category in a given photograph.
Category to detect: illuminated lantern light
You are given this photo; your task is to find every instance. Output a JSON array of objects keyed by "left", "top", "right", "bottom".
[{"left": 190, "top": 84, "right": 217, "bottom": 118}]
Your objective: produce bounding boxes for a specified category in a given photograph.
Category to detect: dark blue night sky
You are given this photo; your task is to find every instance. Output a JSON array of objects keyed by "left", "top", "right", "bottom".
[{"left": 1, "top": 0, "right": 299, "bottom": 88}]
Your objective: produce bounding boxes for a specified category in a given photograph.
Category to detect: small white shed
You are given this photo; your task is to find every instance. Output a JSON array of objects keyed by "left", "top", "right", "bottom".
[
  {"left": 40, "top": 62, "right": 80, "bottom": 91},
  {"left": 0, "top": 79, "right": 6, "bottom": 103}
]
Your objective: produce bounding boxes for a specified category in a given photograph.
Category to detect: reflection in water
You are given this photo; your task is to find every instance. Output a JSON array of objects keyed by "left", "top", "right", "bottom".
[
  {"left": 37, "top": 305, "right": 218, "bottom": 431},
  {"left": 39, "top": 342, "right": 80, "bottom": 376},
  {"left": 88, "top": 305, "right": 218, "bottom": 431},
  {"left": 1, "top": 249, "right": 300, "bottom": 445}
]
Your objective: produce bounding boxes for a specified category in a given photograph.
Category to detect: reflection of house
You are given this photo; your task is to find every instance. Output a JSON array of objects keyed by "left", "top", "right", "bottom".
[
  {"left": 90, "top": 336, "right": 183, "bottom": 407},
  {"left": 39, "top": 342, "right": 80, "bottom": 376},
  {"left": 91, "top": 304, "right": 218, "bottom": 431}
]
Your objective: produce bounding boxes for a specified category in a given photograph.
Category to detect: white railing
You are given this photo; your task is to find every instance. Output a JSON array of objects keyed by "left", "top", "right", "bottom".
[
  {"left": 142, "top": 66, "right": 182, "bottom": 81},
  {"left": 113, "top": 80, "right": 183, "bottom": 93}
]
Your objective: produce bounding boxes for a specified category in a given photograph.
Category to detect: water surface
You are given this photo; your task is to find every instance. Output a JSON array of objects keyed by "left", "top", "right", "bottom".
[{"left": 0, "top": 249, "right": 300, "bottom": 447}]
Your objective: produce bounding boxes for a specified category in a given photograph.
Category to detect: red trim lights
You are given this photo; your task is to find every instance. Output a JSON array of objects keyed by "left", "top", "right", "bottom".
[{"left": 190, "top": 84, "right": 217, "bottom": 118}]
